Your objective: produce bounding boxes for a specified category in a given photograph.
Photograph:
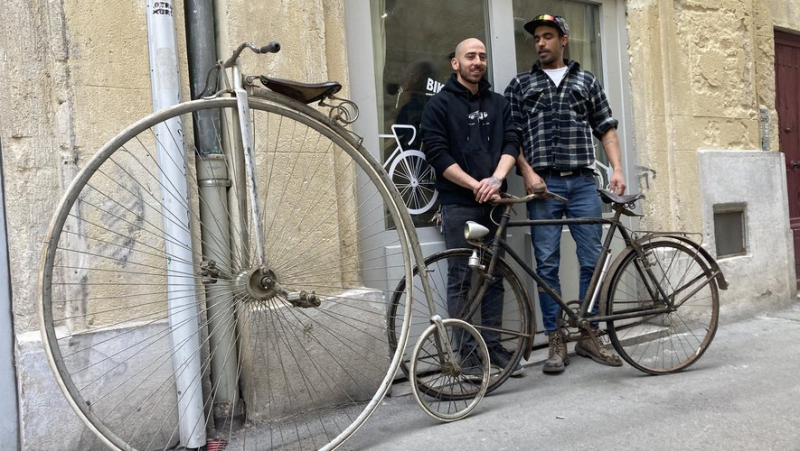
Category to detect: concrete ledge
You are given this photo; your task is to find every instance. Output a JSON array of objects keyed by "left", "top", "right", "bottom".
[{"left": 698, "top": 150, "right": 797, "bottom": 321}]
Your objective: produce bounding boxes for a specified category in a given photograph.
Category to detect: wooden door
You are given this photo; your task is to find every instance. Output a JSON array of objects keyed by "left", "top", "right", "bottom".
[{"left": 775, "top": 31, "right": 800, "bottom": 286}]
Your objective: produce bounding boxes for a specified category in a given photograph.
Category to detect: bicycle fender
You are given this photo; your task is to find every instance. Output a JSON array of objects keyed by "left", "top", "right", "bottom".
[
  {"left": 599, "top": 235, "right": 729, "bottom": 315},
  {"left": 635, "top": 233, "right": 729, "bottom": 290}
]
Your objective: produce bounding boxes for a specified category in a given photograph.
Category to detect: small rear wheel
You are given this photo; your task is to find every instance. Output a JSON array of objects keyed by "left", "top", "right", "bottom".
[
  {"left": 410, "top": 318, "right": 489, "bottom": 422},
  {"left": 605, "top": 240, "right": 720, "bottom": 374}
]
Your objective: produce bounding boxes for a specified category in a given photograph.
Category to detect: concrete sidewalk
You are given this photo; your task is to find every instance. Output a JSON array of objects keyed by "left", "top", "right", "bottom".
[{"left": 344, "top": 301, "right": 800, "bottom": 450}]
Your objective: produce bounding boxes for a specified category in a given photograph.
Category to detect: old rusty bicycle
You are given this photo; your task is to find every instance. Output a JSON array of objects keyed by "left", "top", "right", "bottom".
[{"left": 389, "top": 186, "right": 728, "bottom": 396}]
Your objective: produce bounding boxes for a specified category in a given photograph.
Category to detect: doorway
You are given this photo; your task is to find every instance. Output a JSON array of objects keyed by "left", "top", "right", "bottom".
[{"left": 775, "top": 30, "right": 800, "bottom": 286}]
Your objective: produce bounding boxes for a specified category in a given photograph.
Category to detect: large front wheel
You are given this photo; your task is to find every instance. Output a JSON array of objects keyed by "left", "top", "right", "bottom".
[
  {"left": 39, "top": 92, "right": 414, "bottom": 450},
  {"left": 605, "top": 240, "right": 720, "bottom": 374}
]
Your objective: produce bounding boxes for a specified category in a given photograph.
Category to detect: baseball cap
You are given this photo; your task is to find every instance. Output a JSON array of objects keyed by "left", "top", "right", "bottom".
[{"left": 524, "top": 14, "right": 570, "bottom": 37}]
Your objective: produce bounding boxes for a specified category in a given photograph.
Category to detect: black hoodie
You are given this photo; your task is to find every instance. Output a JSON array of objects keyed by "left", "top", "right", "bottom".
[{"left": 420, "top": 73, "right": 519, "bottom": 206}]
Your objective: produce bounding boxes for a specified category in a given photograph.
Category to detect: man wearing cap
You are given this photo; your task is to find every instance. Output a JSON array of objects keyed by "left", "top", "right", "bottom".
[{"left": 504, "top": 14, "right": 626, "bottom": 374}]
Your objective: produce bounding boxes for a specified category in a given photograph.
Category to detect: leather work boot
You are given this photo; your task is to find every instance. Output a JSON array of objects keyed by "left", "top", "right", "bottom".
[
  {"left": 542, "top": 331, "right": 569, "bottom": 374},
  {"left": 574, "top": 327, "right": 622, "bottom": 367}
]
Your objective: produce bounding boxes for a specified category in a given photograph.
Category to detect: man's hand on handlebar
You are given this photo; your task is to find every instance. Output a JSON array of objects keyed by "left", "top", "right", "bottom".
[
  {"left": 522, "top": 171, "right": 546, "bottom": 196},
  {"left": 474, "top": 176, "right": 502, "bottom": 203}
]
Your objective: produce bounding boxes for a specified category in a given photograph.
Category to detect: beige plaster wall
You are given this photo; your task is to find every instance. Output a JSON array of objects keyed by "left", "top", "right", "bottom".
[
  {"left": 216, "top": 0, "right": 348, "bottom": 96},
  {"left": 626, "top": 0, "right": 779, "bottom": 233},
  {"left": 1, "top": 0, "right": 71, "bottom": 335},
  {"left": 0, "top": 0, "right": 186, "bottom": 336},
  {"left": 0, "top": 0, "right": 349, "bottom": 332}
]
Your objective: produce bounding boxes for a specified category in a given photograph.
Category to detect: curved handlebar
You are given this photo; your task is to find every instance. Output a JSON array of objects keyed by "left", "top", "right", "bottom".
[
  {"left": 222, "top": 41, "right": 281, "bottom": 68},
  {"left": 493, "top": 188, "right": 568, "bottom": 205}
]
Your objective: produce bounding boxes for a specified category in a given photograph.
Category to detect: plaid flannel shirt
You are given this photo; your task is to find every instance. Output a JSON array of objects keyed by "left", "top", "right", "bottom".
[{"left": 504, "top": 60, "right": 618, "bottom": 171}]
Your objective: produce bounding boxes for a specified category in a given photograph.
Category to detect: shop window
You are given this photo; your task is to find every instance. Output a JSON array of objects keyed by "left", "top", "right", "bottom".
[{"left": 370, "top": 0, "right": 490, "bottom": 227}]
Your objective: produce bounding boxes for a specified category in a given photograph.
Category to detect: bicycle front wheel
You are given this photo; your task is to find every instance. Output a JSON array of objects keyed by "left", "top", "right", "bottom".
[
  {"left": 605, "top": 240, "right": 720, "bottom": 374},
  {"left": 39, "top": 92, "right": 414, "bottom": 450},
  {"left": 388, "top": 248, "right": 532, "bottom": 396}
]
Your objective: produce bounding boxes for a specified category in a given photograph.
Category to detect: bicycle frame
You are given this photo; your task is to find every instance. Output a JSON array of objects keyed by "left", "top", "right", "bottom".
[
  {"left": 493, "top": 211, "right": 651, "bottom": 327},
  {"left": 459, "top": 196, "right": 727, "bottom": 344},
  {"left": 207, "top": 41, "right": 460, "bottom": 423}
]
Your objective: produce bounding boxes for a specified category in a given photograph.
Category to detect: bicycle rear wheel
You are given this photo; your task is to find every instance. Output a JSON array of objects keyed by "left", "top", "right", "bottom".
[
  {"left": 605, "top": 240, "right": 719, "bottom": 374},
  {"left": 39, "top": 92, "right": 414, "bottom": 450},
  {"left": 388, "top": 248, "right": 532, "bottom": 396}
]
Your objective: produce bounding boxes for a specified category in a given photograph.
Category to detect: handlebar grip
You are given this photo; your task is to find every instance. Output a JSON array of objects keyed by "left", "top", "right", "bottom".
[{"left": 259, "top": 41, "right": 281, "bottom": 54}]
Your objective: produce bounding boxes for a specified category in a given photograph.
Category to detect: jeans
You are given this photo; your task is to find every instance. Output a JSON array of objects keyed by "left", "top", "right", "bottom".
[
  {"left": 441, "top": 204, "right": 504, "bottom": 353},
  {"left": 528, "top": 173, "right": 602, "bottom": 333}
]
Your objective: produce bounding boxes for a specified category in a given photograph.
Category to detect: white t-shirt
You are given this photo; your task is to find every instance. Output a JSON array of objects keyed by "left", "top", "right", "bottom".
[{"left": 543, "top": 66, "right": 569, "bottom": 87}]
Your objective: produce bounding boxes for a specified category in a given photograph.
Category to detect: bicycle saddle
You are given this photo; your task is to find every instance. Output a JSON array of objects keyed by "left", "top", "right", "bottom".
[
  {"left": 597, "top": 188, "right": 645, "bottom": 205},
  {"left": 259, "top": 76, "right": 342, "bottom": 104}
]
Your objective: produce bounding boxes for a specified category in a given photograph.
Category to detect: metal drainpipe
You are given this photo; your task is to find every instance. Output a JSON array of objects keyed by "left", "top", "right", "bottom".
[
  {"left": 184, "top": 0, "right": 243, "bottom": 429},
  {"left": 0, "top": 140, "right": 21, "bottom": 449},
  {"left": 146, "top": 1, "right": 206, "bottom": 447}
]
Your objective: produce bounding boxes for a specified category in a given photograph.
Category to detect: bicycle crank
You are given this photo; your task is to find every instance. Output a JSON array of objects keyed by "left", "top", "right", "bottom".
[{"left": 558, "top": 300, "right": 584, "bottom": 341}]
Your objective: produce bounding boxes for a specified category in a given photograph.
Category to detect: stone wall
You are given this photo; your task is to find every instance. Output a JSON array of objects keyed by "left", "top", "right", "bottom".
[
  {"left": 772, "top": 0, "right": 800, "bottom": 30},
  {"left": 625, "top": 0, "right": 798, "bottom": 321},
  {"left": 626, "top": 0, "right": 777, "bottom": 233}
]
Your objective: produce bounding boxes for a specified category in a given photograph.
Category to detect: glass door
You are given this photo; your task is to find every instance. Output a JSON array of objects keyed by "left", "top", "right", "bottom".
[{"left": 369, "top": 0, "right": 491, "bottom": 228}]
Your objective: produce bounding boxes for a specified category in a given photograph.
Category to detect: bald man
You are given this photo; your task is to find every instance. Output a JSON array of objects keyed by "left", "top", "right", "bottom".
[{"left": 420, "top": 38, "right": 523, "bottom": 380}]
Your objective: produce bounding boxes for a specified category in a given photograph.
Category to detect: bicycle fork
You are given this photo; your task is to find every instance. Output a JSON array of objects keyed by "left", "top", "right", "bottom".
[{"left": 429, "top": 314, "right": 462, "bottom": 376}]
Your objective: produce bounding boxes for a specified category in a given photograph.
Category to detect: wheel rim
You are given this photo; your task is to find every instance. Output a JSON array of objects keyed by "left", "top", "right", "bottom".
[
  {"left": 410, "top": 319, "right": 489, "bottom": 422},
  {"left": 606, "top": 240, "right": 719, "bottom": 374},
  {"left": 39, "top": 94, "right": 414, "bottom": 450}
]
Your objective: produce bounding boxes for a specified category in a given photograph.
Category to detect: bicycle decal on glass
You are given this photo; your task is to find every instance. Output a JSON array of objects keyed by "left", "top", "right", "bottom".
[{"left": 380, "top": 123, "right": 438, "bottom": 215}]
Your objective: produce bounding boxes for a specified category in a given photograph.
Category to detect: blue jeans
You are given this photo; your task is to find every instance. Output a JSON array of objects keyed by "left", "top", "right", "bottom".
[
  {"left": 528, "top": 173, "right": 602, "bottom": 333},
  {"left": 441, "top": 204, "right": 504, "bottom": 353}
]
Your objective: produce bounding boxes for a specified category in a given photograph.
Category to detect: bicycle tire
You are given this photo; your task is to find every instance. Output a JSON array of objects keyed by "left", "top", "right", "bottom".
[
  {"left": 410, "top": 318, "right": 489, "bottom": 422},
  {"left": 605, "top": 240, "right": 719, "bottom": 374},
  {"left": 39, "top": 91, "right": 414, "bottom": 450},
  {"left": 387, "top": 149, "right": 438, "bottom": 215},
  {"left": 388, "top": 248, "right": 532, "bottom": 396}
]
